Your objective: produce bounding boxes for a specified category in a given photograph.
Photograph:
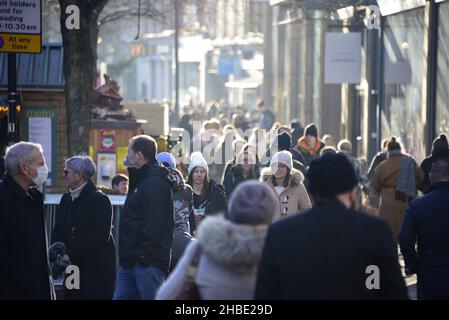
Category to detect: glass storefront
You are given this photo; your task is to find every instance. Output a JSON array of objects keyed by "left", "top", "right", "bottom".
[
  {"left": 436, "top": 1, "right": 449, "bottom": 136},
  {"left": 381, "top": 8, "right": 426, "bottom": 162}
]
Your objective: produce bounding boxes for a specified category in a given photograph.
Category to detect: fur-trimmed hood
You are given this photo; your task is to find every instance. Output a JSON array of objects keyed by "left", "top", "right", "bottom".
[
  {"left": 260, "top": 167, "right": 305, "bottom": 188},
  {"left": 196, "top": 215, "right": 268, "bottom": 274}
]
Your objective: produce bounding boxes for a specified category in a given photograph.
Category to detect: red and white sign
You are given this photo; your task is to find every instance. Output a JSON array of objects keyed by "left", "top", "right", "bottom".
[{"left": 98, "top": 129, "right": 116, "bottom": 152}]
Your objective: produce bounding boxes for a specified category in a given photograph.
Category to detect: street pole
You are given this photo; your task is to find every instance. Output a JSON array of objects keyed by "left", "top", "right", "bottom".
[
  {"left": 174, "top": 0, "right": 180, "bottom": 123},
  {"left": 7, "top": 53, "right": 18, "bottom": 145}
]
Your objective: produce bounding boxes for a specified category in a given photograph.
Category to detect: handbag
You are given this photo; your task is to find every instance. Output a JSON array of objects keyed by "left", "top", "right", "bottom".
[{"left": 175, "top": 244, "right": 202, "bottom": 300}]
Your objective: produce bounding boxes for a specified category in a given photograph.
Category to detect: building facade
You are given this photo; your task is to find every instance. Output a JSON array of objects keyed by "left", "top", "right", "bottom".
[{"left": 266, "top": 0, "right": 449, "bottom": 163}]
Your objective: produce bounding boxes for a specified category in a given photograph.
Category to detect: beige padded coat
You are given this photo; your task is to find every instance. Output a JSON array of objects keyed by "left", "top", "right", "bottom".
[{"left": 260, "top": 168, "right": 312, "bottom": 222}]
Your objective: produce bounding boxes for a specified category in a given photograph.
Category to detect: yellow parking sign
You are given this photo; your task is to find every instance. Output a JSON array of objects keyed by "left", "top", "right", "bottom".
[{"left": 0, "top": 33, "right": 41, "bottom": 53}]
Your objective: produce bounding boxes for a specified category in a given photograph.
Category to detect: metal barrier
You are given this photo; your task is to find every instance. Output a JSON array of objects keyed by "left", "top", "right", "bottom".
[{"left": 44, "top": 194, "right": 126, "bottom": 257}]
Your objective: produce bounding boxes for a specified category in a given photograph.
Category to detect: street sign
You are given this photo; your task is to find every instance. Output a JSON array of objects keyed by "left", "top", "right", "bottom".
[
  {"left": 0, "top": 0, "right": 42, "bottom": 53},
  {"left": 324, "top": 32, "right": 362, "bottom": 84}
]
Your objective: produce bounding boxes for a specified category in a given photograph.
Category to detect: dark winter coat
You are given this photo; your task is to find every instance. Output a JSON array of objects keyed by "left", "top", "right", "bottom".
[
  {"left": 190, "top": 180, "right": 228, "bottom": 233},
  {"left": 255, "top": 201, "right": 408, "bottom": 300},
  {"left": 166, "top": 167, "right": 195, "bottom": 273},
  {"left": 399, "top": 182, "right": 449, "bottom": 299},
  {"left": 202, "top": 180, "right": 227, "bottom": 217},
  {"left": 52, "top": 180, "right": 116, "bottom": 300},
  {"left": 419, "top": 149, "right": 449, "bottom": 193},
  {"left": 367, "top": 151, "right": 387, "bottom": 180},
  {"left": 119, "top": 160, "right": 174, "bottom": 274},
  {"left": 167, "top": 167, "right": 195, "bottom": 234},
  {"left": 0, "top": 174, "right": 55, "bottom": 300},
  {"left": 223, "top": 163, "right": 260, "bottom": 200}
]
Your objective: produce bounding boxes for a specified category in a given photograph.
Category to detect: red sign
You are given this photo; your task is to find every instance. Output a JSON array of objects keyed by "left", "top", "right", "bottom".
[{"left": 98, "top": 129, "right": 116, "bottom": 152}]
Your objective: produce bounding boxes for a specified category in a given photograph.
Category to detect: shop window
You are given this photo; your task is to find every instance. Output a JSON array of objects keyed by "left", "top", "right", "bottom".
[
  {"left": 436, "top": 2, "right": 449, "bottom": 137},
  {"left": 382, "top": 8, "right": 426, "bottom": 161}
]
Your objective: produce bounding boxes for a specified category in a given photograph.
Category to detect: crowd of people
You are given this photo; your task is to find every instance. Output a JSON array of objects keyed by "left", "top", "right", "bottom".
[{"left": 1, "top": 103, "right": 449, "bottom": 300}]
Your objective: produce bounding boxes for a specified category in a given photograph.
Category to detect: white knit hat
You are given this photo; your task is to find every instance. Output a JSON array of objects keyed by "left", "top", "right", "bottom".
[
  {"left": 270, "top": 150, "right": 293, "bottom": 171},
  {"left": 188, "top": 151, "right": 209, "bottom": 175}
]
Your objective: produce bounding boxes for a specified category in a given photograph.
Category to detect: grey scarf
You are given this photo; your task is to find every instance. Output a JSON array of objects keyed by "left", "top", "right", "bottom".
[{"left": 389, "top": 150, "right": 417, "bottom": 202}]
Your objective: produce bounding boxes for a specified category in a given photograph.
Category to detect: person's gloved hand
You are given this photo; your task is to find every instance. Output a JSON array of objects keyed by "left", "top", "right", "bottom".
[{"left": 56, "top": 254, "right": 71, "bottom": 267}]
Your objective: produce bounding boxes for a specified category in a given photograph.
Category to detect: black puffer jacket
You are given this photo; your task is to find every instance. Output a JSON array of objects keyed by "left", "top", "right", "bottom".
[{"left": 119, "top": 160, "right": 174, "bottom": 274}]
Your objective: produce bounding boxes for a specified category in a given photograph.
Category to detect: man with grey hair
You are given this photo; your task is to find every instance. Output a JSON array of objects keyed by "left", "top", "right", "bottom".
[
  {"left": 399, "top": 159, "right": 449, "bottom": 299},
  {"left": 0, "top": 141, "right": 54, "bottom": 299},
  {"left": 337, "top": 139, "right": 366, "bottom": 186}
]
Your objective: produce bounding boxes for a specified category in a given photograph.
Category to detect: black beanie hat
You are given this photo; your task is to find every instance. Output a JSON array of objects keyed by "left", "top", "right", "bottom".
[
  {"left": 277, "top": 132, "right": 292, "bottom": 151},
  {"left": 304, "top": 123, "right": 318, "bottom": 138},
  {"left": 433, "top": 134, "right": 448, "bottom": 152},
  {"left": 306, "top": 153, "right": 358, "bottom": 198}
]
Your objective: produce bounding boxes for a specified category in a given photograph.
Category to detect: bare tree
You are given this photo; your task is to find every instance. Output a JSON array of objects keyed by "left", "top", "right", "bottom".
[
  {"left": 99, "top": 0, "right": 165, "bottom": 26},
  {"left": 59, "top": 0, "right": 108, "bottom": 156},
  {"left": 55, "top": 0, "right": 259, "bottom": 155}
]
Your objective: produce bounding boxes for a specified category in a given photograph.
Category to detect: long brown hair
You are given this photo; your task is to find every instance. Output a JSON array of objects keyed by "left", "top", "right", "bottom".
[
  {"left": 271, "top": 169, "right": 291, "bottom": 188},
  {"left": 187, "top": 167, "right": 210, "bottom": 195}
]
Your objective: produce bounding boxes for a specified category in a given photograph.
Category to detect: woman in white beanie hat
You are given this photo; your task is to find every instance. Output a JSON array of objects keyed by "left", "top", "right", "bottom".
[
  {"left": 260, "top": 150, "right": 312, "bottom": 221},
  {"left": 187, "top": 152, "right": 228, "bottom": 232}
]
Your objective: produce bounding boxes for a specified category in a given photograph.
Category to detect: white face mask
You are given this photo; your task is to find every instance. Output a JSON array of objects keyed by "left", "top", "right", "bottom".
[{"left": 28, "top": 164, "right": 49, "bottom": 186}]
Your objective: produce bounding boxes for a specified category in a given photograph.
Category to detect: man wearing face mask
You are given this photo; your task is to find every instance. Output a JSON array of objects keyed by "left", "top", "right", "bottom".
[
  {"left": 0, "top": 142, "right": 55, "bottom": 299},
  {"left": 255, "top": 153, "right": 408, "bottom": 300}
]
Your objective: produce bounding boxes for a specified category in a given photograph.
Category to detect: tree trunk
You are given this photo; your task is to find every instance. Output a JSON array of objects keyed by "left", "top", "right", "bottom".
[{"left": 59, "top": 0, "right": 108, "bottom": 156}]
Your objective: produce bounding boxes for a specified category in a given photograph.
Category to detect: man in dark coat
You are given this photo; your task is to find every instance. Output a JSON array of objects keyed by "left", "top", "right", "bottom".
[
  {"left": 418, "top": 134, "right": 449, "bottom": 194},
  {"left": 367, "top": 138, "right": 389, "bottom": 180},
  {"left": 366, "top": 138, "right": 389, "bottom": 209},
  {"left": 114, "top": 135, "right": 174, "bottom": 300},
  {"left": 255, "top": 153, "right": 408, "bottom": 300},
  {"left": 399, "top": 159, "right": 449, "bottom": 299},
  {"left": 0, "top": 142, "right": 55, "bottom": 299}
]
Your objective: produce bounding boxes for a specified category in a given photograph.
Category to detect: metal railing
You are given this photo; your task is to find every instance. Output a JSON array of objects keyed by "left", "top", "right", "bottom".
[{"left": 44, "top": 194, "right": 126, "bottom": 257}]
